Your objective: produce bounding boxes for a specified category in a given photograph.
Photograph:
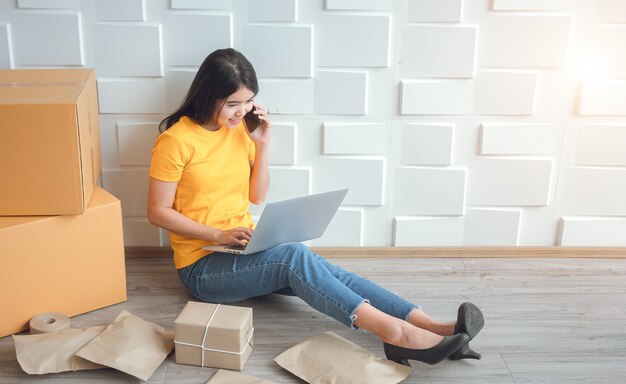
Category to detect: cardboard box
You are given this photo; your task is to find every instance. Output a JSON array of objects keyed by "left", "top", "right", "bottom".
[
  {"left": 174, "top": 301, "right": 253, "bottom": 370},
  {"left": 0, "top": 187, "right": 127, "bottom": 338},
  {"left": 0, "top": 68, "right": 101, "bottom": 215}
]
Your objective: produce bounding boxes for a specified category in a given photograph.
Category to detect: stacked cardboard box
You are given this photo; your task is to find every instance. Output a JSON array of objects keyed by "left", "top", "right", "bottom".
[
  {"left": 0, "top": 69, "right": 127, "bottom": 338},
  {"left": 0, "top": 69, "right": 102, "bottom": 215}
]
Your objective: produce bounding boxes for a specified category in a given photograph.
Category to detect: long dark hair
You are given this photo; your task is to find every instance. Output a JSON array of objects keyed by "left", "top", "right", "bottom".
[{"left": 159, "top": 48, "right": 259, "bottom": 132}]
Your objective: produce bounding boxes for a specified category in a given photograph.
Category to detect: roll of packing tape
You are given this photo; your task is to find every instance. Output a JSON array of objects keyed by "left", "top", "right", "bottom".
[{"left": 29, "top": 312, "right": 70, "bottom": 334}]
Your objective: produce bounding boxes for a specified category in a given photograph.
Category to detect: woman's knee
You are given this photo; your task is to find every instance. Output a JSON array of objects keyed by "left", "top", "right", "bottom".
[
  {"left": 276, "top": 242, "right": 323, "bottom": 267},
  {"left": 278, "top": 242, "right": 312, "bottom": 257}
]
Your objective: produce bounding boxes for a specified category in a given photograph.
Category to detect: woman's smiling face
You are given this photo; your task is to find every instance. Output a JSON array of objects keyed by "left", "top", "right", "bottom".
[{"left": 216, "top": 86, "right": 256, "bottom": 128}]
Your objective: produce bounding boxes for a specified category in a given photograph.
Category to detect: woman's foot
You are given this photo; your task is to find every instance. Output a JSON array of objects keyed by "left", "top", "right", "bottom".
[
  {"left": 387, "top": 325, "right": 445, "bottom": 350},
  {"left": 407, "top": 308, "right": 456, "bottom": 336},
  {"left": 384, "top": 333, "right": 470, "bottom": 366},
  {"left": 374, "top": 314, "right": 446, "bottom": 350}
]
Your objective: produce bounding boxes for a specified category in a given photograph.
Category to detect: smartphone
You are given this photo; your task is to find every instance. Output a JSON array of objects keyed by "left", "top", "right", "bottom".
[{"left": 244, "top": 106, "right": 261, "bottom": 132}]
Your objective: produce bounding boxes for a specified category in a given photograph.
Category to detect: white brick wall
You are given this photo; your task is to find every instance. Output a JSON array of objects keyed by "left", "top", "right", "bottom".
[{"left": 1, "top": 0, "right": 625, "bottom": 247}]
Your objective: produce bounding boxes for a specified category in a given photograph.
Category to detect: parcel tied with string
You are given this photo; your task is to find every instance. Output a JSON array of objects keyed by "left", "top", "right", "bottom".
[{"left": 174, "top": 301, "right": 253, "bottom": 370}]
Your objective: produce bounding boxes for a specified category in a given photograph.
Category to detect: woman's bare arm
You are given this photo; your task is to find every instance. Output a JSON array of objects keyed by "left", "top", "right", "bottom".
[{"left": 147, "top": 177, "right": 252, "bottom": 245}]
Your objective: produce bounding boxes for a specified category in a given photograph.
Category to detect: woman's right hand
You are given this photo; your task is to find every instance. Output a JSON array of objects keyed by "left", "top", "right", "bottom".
[{"left": 214, "top": 227, "right": 254, "bottom": 246}]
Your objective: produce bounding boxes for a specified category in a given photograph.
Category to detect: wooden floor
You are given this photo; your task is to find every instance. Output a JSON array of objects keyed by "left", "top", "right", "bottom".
[{"left": 2, "top": 250, "right": 626, "bottom": 383}]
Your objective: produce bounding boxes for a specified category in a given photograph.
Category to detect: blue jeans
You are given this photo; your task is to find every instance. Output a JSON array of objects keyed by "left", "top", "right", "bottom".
[{"left": 177, "top": 242, "right": 418, "bottom": 329}]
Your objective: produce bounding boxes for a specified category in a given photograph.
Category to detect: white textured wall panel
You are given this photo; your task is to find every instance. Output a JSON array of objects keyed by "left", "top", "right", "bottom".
[
  {"left": 491, "top": 0, "right": 576, "bottom": 10},
  {"left": 467, "top": 158, "right": 553, "bottom": 206},
  {"left": 317, "top": 15, "right": 390, "bottom": 67},
  {"left": 325, "top": 0, "right": 392, "bottom": 11},
  {"left": 464, "top": 208, "right": 521, "bottom": 246},
  {"left": 12, "top": 12, "right": 83, "bottom": 65},
  {"left": 250, "top": 167, "right": 311, "bottom": 215},
  {"left": 479, "top": 15, "right": 572, "bottom": 68},
  {"left": 266, "top": 167, "right": 311, "bottom": 202},
  {"left": 269, "top": 123, "right": 297, "bottom": 165},
  {"left": 400, "top": 25, "right": 476, "bottom": 78},
  {"left": 94, "top": 23, "right": 162, "bottom": 77},
  {"left": 165, "top": 68, "right": 196, "bottom": 113},
  {"left": 315, "top": 71, "right": 367, "bottom": 115},
  {"left": 393, "top": 167, "right": 466, "bottom": 215},
  {"left": 170, "top": 0, "right": 232, "bottom": 9},
  {"left": 595, "top": 0, "right": 626, "bottom": 22},
  {"left": 401, "top": 123, "right": 454, "bottom": 165},
  {"left": 102, "top": 169, "right": 149, "bottom": 217},
  {"left": 123, "top": 218, "right": 161, "bottom": 247},
  {"left": 164, "top": 13, "right": 232, "bottom": 67},
  {"left": 117, "top": 122, "right": 160, "bottom": 166},
  {"left": 98, "top": 78, "right": 167, "bottom": 114},
  {"left": 578, "top": 26, "right": 626, "bottom": 79},
  {"left": 408, "top": 0, "right": 463, "bottom": 22},
  {"left": 400, "top": 80, "right": 474, "bottom": 115},
  {"left": 561, "top": 168, "right": 626, "bottom": 216},
  {"left": 258, "top": 79, "right": 314, "bottom": 114},
  {"left": 17, "top": 0, "right": 79, "bottom": 8},
  {"left": 474, "top": 71, "right": 537, "bottom": 115},
  {"left": 559, "top": 217, "right": 626, "bottom": 246},
  {"left": 322, "top": 123, "right": 387, "bottom": 155},
  {"left": 393, "top": 217, "right": 464, "bottom": 246},
  {"left": 243, "top": 25, "right": 312, "bottom": 78},
  {"left": 98, "top": 117, "right": 121, "bottom": 168},
  {"left": 316, "top": 158, "right": 385, "bottom": 206},
  {"left": 95, "top": 0, "right": 145, "bottom": 21},
  {"left": 247, "top": 0, "right": 296, "bottom": 22},
  {"left": 480, "top": 123, "right": 558, "bottom": 155},
  {"left": 579, "top": 81, "right": 626, "bottom": 115},
  {"left": 0, "top": 24, "right": 13, "bottom": 69},
  {"left": 314, "top": 209, "right": 363, "bottom": 246},
  {"left": 575, "top": 125, "right": 626, "bottom": 166}
]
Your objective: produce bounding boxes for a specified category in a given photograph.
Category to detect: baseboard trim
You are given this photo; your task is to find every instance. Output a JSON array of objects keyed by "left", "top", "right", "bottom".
[
  {"left": 125, "top": 246, "right": 626, "bottom": 258},
  {"left": 311, "top": 246, "right": 626, "bottom": 258}
]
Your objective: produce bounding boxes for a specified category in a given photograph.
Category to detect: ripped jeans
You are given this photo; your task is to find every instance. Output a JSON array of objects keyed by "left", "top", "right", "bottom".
[{"left": 177, "top": 242, "right": 418, "bottom": 329}]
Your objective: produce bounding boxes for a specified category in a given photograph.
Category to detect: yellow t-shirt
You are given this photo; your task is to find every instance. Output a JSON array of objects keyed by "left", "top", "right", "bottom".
[{"left": 150, "top": 116, "right": 256, "bottom": 269}]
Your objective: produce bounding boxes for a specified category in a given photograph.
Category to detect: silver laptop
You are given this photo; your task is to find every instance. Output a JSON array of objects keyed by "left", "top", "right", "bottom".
[{"left": 203, "top": 188, "right": 348, "bottom": 255}]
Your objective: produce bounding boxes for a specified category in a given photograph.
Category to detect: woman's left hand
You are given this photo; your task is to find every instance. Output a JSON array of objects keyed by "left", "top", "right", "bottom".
[{"left": 247, "top": 103, "right": 271, "bottom": 146}]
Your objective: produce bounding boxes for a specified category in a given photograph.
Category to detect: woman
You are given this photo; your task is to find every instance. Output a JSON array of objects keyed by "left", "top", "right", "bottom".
[{"left": 148, "top": 48, "right": 484, "bottom": 366}]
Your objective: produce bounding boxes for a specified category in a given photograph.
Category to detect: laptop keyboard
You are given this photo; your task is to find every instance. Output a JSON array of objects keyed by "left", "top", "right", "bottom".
[{"left": 225, "top": 244, "right": 246, "bottom": 251}]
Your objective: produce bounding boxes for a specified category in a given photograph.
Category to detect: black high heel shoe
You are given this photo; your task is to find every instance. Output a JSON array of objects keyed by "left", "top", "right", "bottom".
[
  {"left": 384, "top": 332, "right": 470, "bottom": 366},
  {"left": 449, "top": 302, "right": 484, "bottom": 360}
]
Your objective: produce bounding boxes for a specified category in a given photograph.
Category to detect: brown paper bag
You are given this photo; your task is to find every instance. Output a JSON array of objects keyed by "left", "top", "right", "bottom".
[
  {"left": 274, "top": 332, "right": 412, "bottom": 384},
  {"left": 206, "top": 369, "right": 277, "bottom": 384},
  {"left": 76, "top": 310, "right": 174, "bottom": 381},
  {"left": 13, "top": 326, "right": 107, "bottom": 374}
]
